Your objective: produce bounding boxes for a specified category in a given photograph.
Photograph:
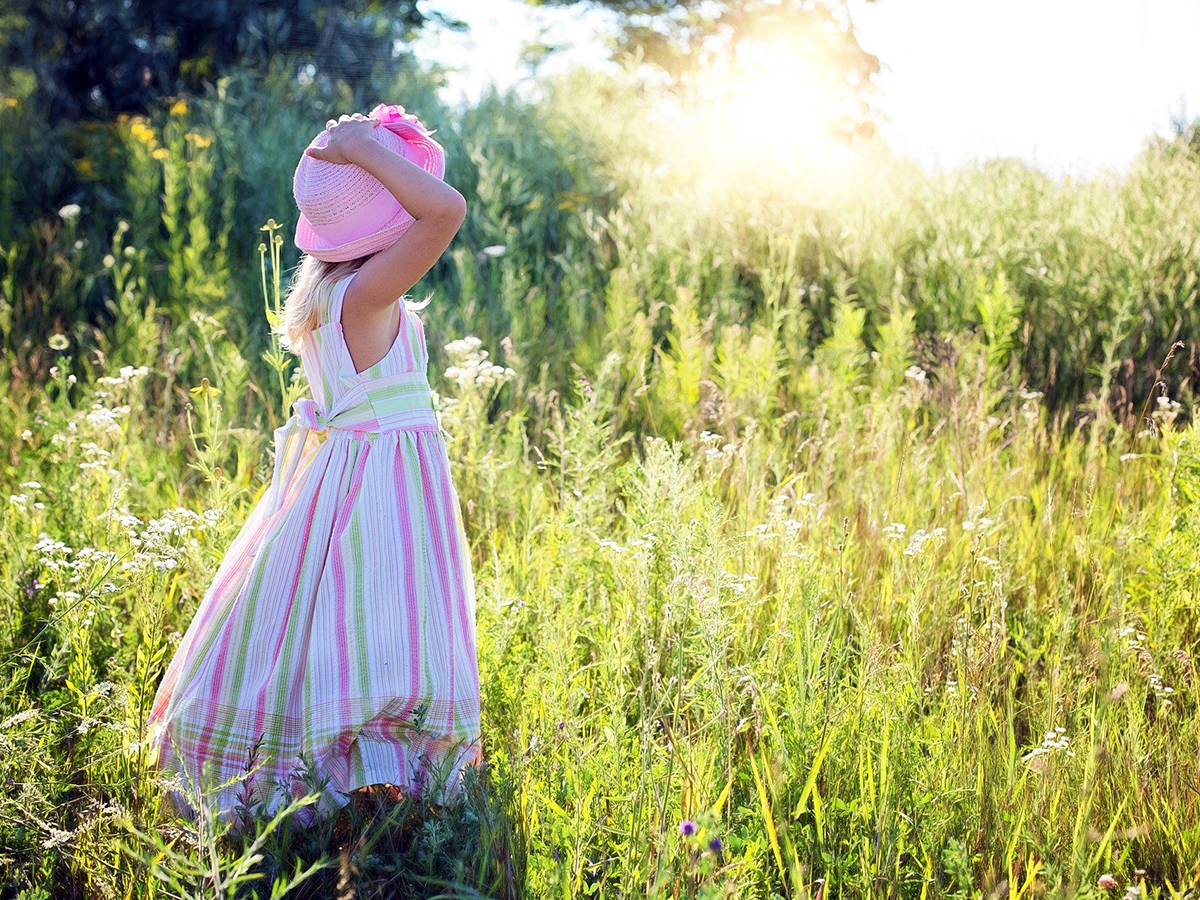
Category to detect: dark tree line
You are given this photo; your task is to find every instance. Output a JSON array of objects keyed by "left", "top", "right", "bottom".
[{"left": 0, "top": 0, "right": 453, "bottom": 121}]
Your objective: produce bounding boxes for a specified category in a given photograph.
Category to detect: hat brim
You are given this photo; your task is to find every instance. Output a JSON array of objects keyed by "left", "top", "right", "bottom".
[
  {"left": 296, "top": 206, "right": 419, "bottom": 262},
  {"left": 294, "top": 120, "right": 446, "bottom": 262}
]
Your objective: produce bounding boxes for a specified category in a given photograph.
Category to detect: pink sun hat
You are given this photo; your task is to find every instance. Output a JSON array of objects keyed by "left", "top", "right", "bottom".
[{"left": 292, "top": 103, "right": 446, "bottom": 262}]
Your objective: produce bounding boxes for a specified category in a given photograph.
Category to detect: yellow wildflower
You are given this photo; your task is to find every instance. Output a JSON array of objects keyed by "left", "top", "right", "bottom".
[
  {"left": 169, "top": 98, "right": 188, "bottom": 116},
  {"left": 152, "top": 148, "right": 169, "bottom": 161},
  {"left": 129, "top": 121, "right": 157, "bottom": 147},
  {"left": 189, "top": 377, "right": 221, "bottom": 399},
  {"left": 5, "top": 98, "right": 17, "bottom": 108},
  {"left": 184, "top": 132, "right": 212, "bottom": 149}
]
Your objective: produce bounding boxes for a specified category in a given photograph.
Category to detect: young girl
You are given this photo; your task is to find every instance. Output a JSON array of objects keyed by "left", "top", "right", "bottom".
[{"left": 146, "top": 105, "right": 480, "bottom": 824}]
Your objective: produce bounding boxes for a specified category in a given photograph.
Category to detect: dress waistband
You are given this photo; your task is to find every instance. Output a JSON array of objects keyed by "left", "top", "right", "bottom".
[{"left": 263, "top": 376, "right": 445, "bottom": 518}]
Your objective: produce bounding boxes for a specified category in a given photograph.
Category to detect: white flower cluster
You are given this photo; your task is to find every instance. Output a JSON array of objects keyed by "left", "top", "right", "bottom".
[
  {"left": 33, "top": 535, "right": 120, "bottom": 585},
  {"left": 597, "top": 532, "right": 657, "bottom": 556},
  {"left": 77, "top": 440, "right": 118, "bottom": 474},
  {"left": 85, "top": 402, "right": 130, "bottom": 435},
  {"left": 903, "top": 526, "right": 947, "bottom": 556},
  {"left": 1019, "top": 389, "right": 1044, "bottom": 425},
  {"left": 9, "top": 487, "right": 47, "bottom": 510},
  {"left": 1152, "top": 393, "right": 1182, "bottom": 424},
  {"left": 1148, "top": 672, "right": 1175, "bottom": 704},
  {"left": 721, "top": 573, "right": 756, "bottom": 595},
  {"left": 96, "top": 365, "right": 150, "bottom": 386},
  {"left": 904, "top": 365, "right": 928, "bottom": 384},
  {"left": 1117, "top": 626, "right": 1147, "bottom": 651},
  {"left": 443, "top": 336, "right": 516, "bottom": 391},
  {"left": 116, "top": 506, "right": 223, "bottom": 574},
  {"left": 961, "top": 516, "right": 995, "bottom": 532},
  {"left": 699, "top": 431, "right": 738, "bottom": 461},
  {"left": 1023, "top": 726, "right": 1075, "bottom": 761}
]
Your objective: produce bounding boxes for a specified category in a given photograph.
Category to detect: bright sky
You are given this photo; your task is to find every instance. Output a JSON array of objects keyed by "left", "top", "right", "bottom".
[{"left": 414, "top": 0, "right": 1200, "bottom": 176}]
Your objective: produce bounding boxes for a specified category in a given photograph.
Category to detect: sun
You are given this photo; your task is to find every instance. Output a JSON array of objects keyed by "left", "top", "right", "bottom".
[{"left": 645, "top": 29, "right": 864, "bottom": 202}]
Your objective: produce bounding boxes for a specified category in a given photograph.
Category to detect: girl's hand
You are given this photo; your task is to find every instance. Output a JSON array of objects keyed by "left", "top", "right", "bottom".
[{"left": 304, "top": 113, "right": 380, "bottom": 165}]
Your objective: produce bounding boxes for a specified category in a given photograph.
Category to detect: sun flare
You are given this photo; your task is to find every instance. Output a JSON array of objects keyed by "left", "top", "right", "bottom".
[{"left": 647, "top": 31, "right": 865, "bottom": 202}]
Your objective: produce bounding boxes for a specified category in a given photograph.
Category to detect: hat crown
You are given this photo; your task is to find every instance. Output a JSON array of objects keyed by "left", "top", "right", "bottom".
[{"left": 292, "top": 126, "right": 407, "bottom": 227}]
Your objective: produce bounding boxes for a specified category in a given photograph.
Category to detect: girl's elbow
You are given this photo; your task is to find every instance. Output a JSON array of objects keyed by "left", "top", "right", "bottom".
[{"left": 443, "top": 190, "right": 467, "bottom": 226}]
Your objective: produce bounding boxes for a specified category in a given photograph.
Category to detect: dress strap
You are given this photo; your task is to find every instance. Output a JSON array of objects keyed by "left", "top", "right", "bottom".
[{"left": 325, "top": 270, "right": 358, "bottom": 329}]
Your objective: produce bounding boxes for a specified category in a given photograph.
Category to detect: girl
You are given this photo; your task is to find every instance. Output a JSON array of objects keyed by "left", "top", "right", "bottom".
[{"left": 146, "top": 105, "right": 480, "bottom": 824}]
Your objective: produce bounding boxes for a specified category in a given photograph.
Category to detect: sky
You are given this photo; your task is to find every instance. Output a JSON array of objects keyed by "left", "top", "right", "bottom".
[{"left": 413, "top": 0, "right": 1200, "bottom": 176}]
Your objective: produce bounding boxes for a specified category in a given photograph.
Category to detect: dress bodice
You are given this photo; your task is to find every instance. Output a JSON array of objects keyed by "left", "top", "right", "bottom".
[{"left": 292, "top": 271, "right": 438, "bottom": 436}]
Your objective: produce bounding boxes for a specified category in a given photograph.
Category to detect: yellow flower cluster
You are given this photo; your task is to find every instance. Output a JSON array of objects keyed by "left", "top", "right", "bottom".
[
  {"left": 184, "top": 132, "right": 213, "bottom": 149},
  {"left": 129, "top": 121, "right": 156, "bottom": 147}
]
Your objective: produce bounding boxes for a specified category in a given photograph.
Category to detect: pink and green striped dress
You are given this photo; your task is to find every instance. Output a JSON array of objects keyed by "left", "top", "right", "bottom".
[{"left": 147, "top": 271, "right": 481, "bottom": 822}]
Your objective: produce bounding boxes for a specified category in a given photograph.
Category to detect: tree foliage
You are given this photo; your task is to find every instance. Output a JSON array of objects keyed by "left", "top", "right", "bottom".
[{"left": 0, "top": 0, "right": 449, "bottom": 121}]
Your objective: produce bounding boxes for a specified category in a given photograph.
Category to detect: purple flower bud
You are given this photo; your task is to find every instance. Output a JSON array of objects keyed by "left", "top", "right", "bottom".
[
  {"left": 708, "top": 837, "right": 723, "bottom": 853},
  {"left": 678, "top": 819, "right": 697, "bottom": 837}
]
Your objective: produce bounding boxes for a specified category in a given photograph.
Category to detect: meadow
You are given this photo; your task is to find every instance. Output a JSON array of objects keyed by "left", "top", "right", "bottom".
[{"left": 1, "top": 62, "right": 1199, "bottom": 899}]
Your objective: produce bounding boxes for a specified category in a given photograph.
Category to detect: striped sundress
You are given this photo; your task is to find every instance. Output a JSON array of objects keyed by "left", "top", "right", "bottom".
[{"left": 146, "top": 271, "right": 481, "bottom": 823}]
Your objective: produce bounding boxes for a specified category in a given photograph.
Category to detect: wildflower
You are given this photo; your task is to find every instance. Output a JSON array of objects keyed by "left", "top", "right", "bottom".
[
  {"left": 58, "top": 203, "right": 81, "bottom": 221},
  {"left": 102, "top": 254, "right": 115, "bottom": 268},
  {"left": 708, "top": 836, "right": 723, "bottom": 853},
  {"left": 904, "top": 365, "right": 927, "bottom": 383},
  {"left": 1098, "top": 873, "right": 1118, "bottom": 890},
  {"left": 189, "top": 377, "right": 221, "bottom": 399},
  {"left": 1023, "top": 727, "right": 1075, "bottom": 762},
  {"left": 152, "top": 148, "right": 169, "bottom": 161},
  {"left": 443, "top": 336, "right": 515, "bottom": 390},
  {"left": 41, "top": 826, "right": 75, "bottom": 850},
  {"left": 678, "top": 819, "right": 697, "bottom": 837},
  {"left": 169, "top": 98, "right": 188, "bottom": 116},
  {"left": 479, "top": 244, "right": 506, "bottom": 258}
]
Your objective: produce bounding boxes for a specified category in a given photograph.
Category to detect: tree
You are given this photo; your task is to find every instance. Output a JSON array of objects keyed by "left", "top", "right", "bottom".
[{"left": 0, "top": 0, "right": 458, "bottom": 121}]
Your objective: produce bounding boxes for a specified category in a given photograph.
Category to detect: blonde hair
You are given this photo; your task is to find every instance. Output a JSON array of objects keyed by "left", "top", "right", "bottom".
[
  {"left": 278, "top": 252, "right": 372, "bottom": 352},
  {"left": 278, "top": 251, "right": 434, "bottom": 353}
]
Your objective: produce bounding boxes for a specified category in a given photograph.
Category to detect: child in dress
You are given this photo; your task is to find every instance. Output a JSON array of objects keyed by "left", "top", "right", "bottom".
[{"left": 146, "top": 104, "right": 480, "bottom": 824}]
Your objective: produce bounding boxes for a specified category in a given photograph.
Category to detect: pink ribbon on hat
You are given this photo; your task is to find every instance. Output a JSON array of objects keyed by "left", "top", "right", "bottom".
[{"left": 369, "top": 102, "right": 434, "bottom": 136}]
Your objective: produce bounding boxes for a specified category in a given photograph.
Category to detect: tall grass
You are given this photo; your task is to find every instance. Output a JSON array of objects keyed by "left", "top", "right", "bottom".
[{"left": 0, "top": 61, "right": 1198, "bottom": 899}]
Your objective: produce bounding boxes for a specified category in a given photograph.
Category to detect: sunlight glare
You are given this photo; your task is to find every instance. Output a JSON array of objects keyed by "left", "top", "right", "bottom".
[{"left": 648, "top": 30, "right": 863, "bottom": 207}]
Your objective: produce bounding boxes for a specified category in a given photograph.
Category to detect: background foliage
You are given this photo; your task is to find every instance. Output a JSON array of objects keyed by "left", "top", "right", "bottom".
[{"left": 0, "top": 15, "right": 1199, "bottom": 900}]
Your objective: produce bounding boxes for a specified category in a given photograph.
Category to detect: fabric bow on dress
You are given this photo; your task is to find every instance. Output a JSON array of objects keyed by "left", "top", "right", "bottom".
[{"left": 264, "top": 397, "right": 333, "bottom": 518}]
